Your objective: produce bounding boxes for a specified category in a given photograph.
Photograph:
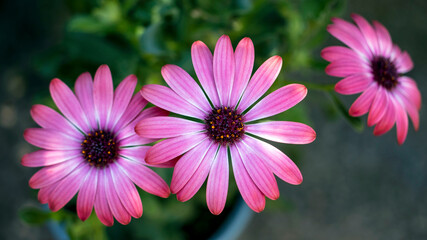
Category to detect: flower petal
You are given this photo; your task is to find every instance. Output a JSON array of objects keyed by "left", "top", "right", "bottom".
[
  {"left": 334, "top": 73, "right": 372, "bottom": 95},
  {"left": 104, "top": 168, "right": 131, "bottom": 225},
  {"left": 373, "top": 97, "right": 396, "bottom": 136},
  {"left": 145, "top": 133, "right": 208, "bottom": 164},
  {"left": 38, "top": 184, "right": 56, "bottom": 204},
  {"left": 108, "top": 74, "right": 137, "bottom": 130},
  {"left": 394, "top": 98, "right": 408, "bottom": 145},
  {"left": 327, "top": 18, "right": 370, "bottom": 57},
  {"left": 325, "top": 60, "right": 369, "bottom": 77},
  {"left": 213, "top": 35, "right": 235, "bottom": 106},
  {"left": 191, "top": 40, "right": 220, "bottom": 107},
  {"left": 238, "top": 56, "right": 282, "bottom": 112},
  {"left": 94, "top": 170, "right": 114, "bottom": 226},
  {"left": 21, "top": 150, "right": 81, "bottom": 167},
  {"left": 321, "top": 46, "right": 366, "bottom": 62},
  {"left": 244, "top": 84, "right": 307, "bottom": 122},
  {"left": 351, "top": 13, "right": 379, "bottom": 55},
  {"left": 112, "top": 92, "right": 148, "bottom": 133},
  {"left": 141, "top": 84, "right": 205, "bottom": 119},
  {"left": 395, "top": 51, "right": 413, "bottom": 73},
  {"left": 120, "top": 147, "right": 178, "bottom": 168},
  {"left": 229, "top": 145, "right": 265, "bottom": 212},
  {"left": 393, "top": 88, "right": 419, "bottom": 130},
  {"left": 206, "top": 145, "right": 229, "bottom": 215},
  {"left": 162, "top": 64, "right": 211, "bottom": 112},
  {"left": 246, "top": 121, "right": 316, "bottom": 144},
  {"left": 399, "top": 76, "right": 421, "bottom": 110},
  {"left": 77, "top": 168, "right": 98, "bottom": 221},
  {"left": 93, "top": 65, "right": 114, "bottom": 129},
  {"left": 349, "top": 83, "right": 378, "bottom": 116},
  {"left": 74, "top": 72, "right": 97, "bottom": 129},
  {"left": 373, "top": 21, "right": 393, "bottom": 57},
  {"left": 118, "top": 135, "right": 157, "bottom": 148},
  {"left": 24, "top": 128, "right": 81, "bottom": 150},
  {"left": 229, "top": 37, "right": 254, "bottom": 107},
  {"left": 135, "top": 116, "right": 205, "bottom": 139},
  {"left": 50, "top": 78, "right": 90, "bottom": 133},
  {"left": 367, "top": 87, "right": 388, "bottom": 126}
]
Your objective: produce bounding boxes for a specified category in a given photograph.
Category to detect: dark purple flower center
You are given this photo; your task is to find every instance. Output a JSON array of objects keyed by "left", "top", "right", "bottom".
[
  {"left": 205, "top": 106, "right": 245, "bottom": 145},
  {"left": 371, "top": 56, "right": 399, "bottom": 90},
  {"left": 81, "top": 130, "right": 118, "bottom": 168}
]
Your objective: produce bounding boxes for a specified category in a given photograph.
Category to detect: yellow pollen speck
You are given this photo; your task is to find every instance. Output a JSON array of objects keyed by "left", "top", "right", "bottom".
[
  {"left": 224, "top": 107, "right": 227, "bottom": 110},
  {"left": 226, "top": 135, "right": 229, "bottom": 138},
  {"left": 88, "top": 155, "right": 92, "bottom": 158},
  {"left": 107, "top": 151, "right": 111, "bottom": 154},
  {"left": 82, "top": 150, "right": 86, "bottom": 154},
  {"left": 216, "top": 116, "right": 220, "bottom": 119},
  {"left": 83, "top": 140, "right": 87, "bottom": 143},
  {"left": 217, "top": 109, "right": 221, "bottom": 113},
  {"left": 212, "top": 126, "right": 215, "bottom": 129},
  {"left": 220, "top": 135, "right": 224, "bottom": 139}
]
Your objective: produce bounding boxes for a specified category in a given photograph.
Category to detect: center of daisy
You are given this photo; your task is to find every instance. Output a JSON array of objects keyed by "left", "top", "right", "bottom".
[
  {"left": 81, "top": 130, "right": 118, "bottom": 168},
  {"left": 205, "top": 106, "right": 245, "bottom": 145},
  {"left": 371, "top": 56, "right": 399, "bottom": 90}
]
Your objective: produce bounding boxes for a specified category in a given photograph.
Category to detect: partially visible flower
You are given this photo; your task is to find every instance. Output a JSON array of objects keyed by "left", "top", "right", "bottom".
[
  {"left": 136, "top": 35, "right": 316, "bottom": 214},
  {"left": 22, "top": 65, "right": 172, "bottom": 226},
  {"left": 322, "top": 14, "right": 421, "bottom": 144}
]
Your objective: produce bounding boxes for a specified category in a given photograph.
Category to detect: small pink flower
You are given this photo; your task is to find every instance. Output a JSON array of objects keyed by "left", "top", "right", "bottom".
[
  {"left": 322, "top": 14, "right": 421, "bottom": 144},
  {"left": 22, "top": 65, "right": 172, "bottom": 226},
  {"left": 136, "top": 35, "right": 316, "bottom": 214}
]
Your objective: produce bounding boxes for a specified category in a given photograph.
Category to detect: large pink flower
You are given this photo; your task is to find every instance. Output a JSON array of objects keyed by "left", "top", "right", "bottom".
[
  {"left": 22, "top": 65, "right": 171, "bottom": 226},
  {"left": 136, "top": 35, "right": 316, "bottom": 214},
  {"left": 322, "top": 14, "right": 421, "bottom": 144}
]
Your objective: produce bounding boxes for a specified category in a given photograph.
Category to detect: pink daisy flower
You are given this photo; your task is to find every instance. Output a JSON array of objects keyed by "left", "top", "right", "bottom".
[
  {"left": 322, "top": 14, "right": 421, "bottom": 144},
  {"left": 22, "top": 65, "right": 172, "bottom": 226},
  {"left": 135, "top": 35, "right": 316, "bottom": 214}
]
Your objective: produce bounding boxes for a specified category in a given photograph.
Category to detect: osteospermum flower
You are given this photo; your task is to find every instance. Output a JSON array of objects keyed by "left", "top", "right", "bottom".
[
  {"left": 322, "top": 14, "right": 421, "bottom": 144},
  {"left": 22, "top": 65, "right": 172, "bottom": 226},
  {"left": 135, "top": 35, "right": 316, "bottom": 214}
]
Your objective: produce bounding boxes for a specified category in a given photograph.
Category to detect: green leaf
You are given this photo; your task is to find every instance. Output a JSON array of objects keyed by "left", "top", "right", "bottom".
[
  {"left": 19, "top": 206, "right": 52, "bottom": 225},
  {"left": 329, "top": 92, "right": 364, "bottom": 132}
]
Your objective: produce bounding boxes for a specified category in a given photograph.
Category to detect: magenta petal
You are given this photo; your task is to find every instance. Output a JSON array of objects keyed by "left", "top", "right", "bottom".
[
  {"left": 335, "top": 74, "right": 372, "bottom": 95},
  {"left": 349, "top": 83, "right": 378, "bottom": 117},
  {"left": 145, "top": 133, "right": 208, "bottom": 164},
  {"left": 104, "top": 168, "right": 131, "bottom": 225},
  {"left": 213, "top": 35, "right": 235, "bottom": 106},
  {"left": 229, "top": 37, "right": 254, "bottom": 107},
  {"left": 244, "top": 84, "right": 307, "bottom": 122},
  {"left": 325, "top": 60, "right": 369, "bottom": 77},
  {"left": 238, "top": 56, "right": 282, "bottom": 112},
  {"left": 246, "top": 121, "right": 316, "bottom": 144},
  {"left": 399, "top": 77, "right": 421, "bottom": 110},
  {"left": 191, "top": 40, "right": 220, "bottom": 107},
  {"left": 367, "top": 87, "right": 388, "bottom": 126},
  {"left": 373, "top": 21, "right": 393, "bottom": 57},
  {"left": 24, "top": 128, "right": 81, "bottom": 150},
  {"left": 351, "top": 13, "right": 379, "bottom": 55},
  {"left": 30, "top": 104, "right": 80, "bottom": 138},
  {"left": 394, "top": 88, "right": 419, "bottom": 130},
  {"left": 235, "top": 141, "right": 279, "bottom": 200},
  {"left": 327, "top": 19, "right": 370, "bottom": 57},
  {"left": 77, "top": 168, "right": 98, "bottom": 221},
  {"left": 117, "top": 157, "right": 170, "bottom": 198},
  {"left": 206, "top": 145, "right": 229, "bottom": 215},
  {"left": 119, "top": 146, "right": 150, "bottom": 164},
  {"left": 94, "top": 170, "right": 114, "bottom": 226},
  {"left": 108, "top": 74, "right": 137, "bottom": 130},
  {"left": 394, "top": 100, "right": 409, "bottom": 145},
  {"left": 395, "top": 51, "right": 413, "bottom": 73},
  {"left": 118, "top": 135, "right": 157, "bottom": 148},
  {"left": 373, "top": 97, "right": 396, "bottom": 136},
  {"left": 74, "top": 72, "right": 97, "bottom": 130},
  {"left": 321, "top": 46, "right": 365, "bottom": 62},
  {"left": 162, "top": 64, "right": 211, "bottom": 112},
  {"left": 109, "top": 165, "right": 143, "bottom": 218},
  {"left": 170, "top": 140, "right": 213, "bottom": 194},
  {"left": 50, "top": 78, "right": 90, "bottom": 133},
  {"left": 141, "top": 84, "right": 205, "bottom": 119},
  {"left": 113, "top": 92, "right": 148, "bottom": 133},
  {"left": 38, "top": 184, "right": 56, "bottom": 204},
  {"left": 93, "top": 65, "right": 114, "bottom": 129},
  {"left": 21, "top": 150, "right": 81, "bottom": 167},
  {"left": 244, "top": 135, "right": 302, "bottom": 185},
  {"left": 135, "top": 116, "right": 205, "bottom": 139},
  {"left": 176, "top": 143, "right": 217, "bottom": 202},
  {"left": 229, "top": 145, "right": 265, "bottom": 212},
  {"left": 48, "top": 164, "right": 89, "bottom": 212}
]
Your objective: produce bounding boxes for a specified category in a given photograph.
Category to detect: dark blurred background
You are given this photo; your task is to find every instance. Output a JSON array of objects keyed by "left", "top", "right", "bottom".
[{"left": 1, "top": 0, "right": 426, "bottom": 239}]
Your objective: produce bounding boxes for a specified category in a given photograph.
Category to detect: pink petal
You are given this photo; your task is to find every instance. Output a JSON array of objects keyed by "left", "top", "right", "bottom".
[
  {"left": 394, "top": 99, "right": 408, "bottom": 145},
  {"left": 373, "top": 97, "right": 396, "bottom": 136},
  {"left": 191, "top": 40, "right": 220, "bottom": 107},
  {"left": 29, "top": 157, "right": 83, "bottom": 189},
  {"left": 229, "top": 37, "right": 254, "bottom": 107},
  {"left": 24, "top": 128, "right": 81, "bottom": 150},
  {"left": 399, "top": 76, "right": 421, "bottom": 110},
  {"left": 243, "top": 135, "right": 302, "bottom": 185},
  {"left": 93, "top": 65, "right": 114, "bottom": 129},
  {"left": 77, "top": 168, "right": 98, "bottom": 221},
  {"left": 351, "top": 13, "right": 379, "bottom": 55},
  {"left": 109, "top": 164, "right": 143, "bottom": 218},
  {"left": 349, "top": 83, "right": 378, "bottom": 116},
  {"left": 244, "top": 84, "right": 307, "bottom": 122},
  {"left": 175, "top": 143, "right": 217, "bottom": 202},
  {"left": 118, "top": 135, "right": 157, "bottom": 148},
  {"left": 213, "top": 35, "right": 235, "bottom": 106},
  {"left": 48, "top": 164, "right": 90, "bottom": 212},
  {"left": 38, "top": 184, "right": 56, "bottom": 204},
  {"left": 135, "top": 116, "right": 204, "bottom": 139},
  {"left": 112, "top": 92, "right": 148, "bottom": 133},
  {"left": 74, "top": 72, "right": 97, "bottom": 130},
  {"left": 108, "top": 74, "right": 137, "bottom": 130},
  {"left": 206, "top": 145, "right": 229, "bottom": 215},
  {"left": 170, "top": 140, "right": 213, "bottom": 194},
  {"left": 235, "top": 141, "right": 279, "bottom": 200},
  {"left": 21, "top": 150, "right": 81, "bottom": 167},
  {"left": 327, "top": 18, "right": 370, "bottom": 57},
  {"left": 119, "top": 146, "right": 150, "bottom": 164},
  {"left": 395, "top": 51, "right": 413, "bottom": 73},
  {"left": 145, "top": 133, "right": 208, "bottom": 164},
  {"left": 373, "top": 21, "right": 393, "bottom": 57},
  {"left": 104, "top": 168, "right": 131, "bottom": 225},
  {"left": 162, "top": 64, "right": 211, "bottom": 112},
  {"left": 237, "top": 56, "right": 282, "bottom": 112},
  {"left": 246, "top": 121, "right": 316, "bottom": 144},
  {"left": 321, "top": 46, "right": 367, "bottom": 62},
  {"left": 94, "top": 170, "right": 114, "bottom": 226},
  {"left": 140, "top": 84, "right": 205, "bottom": 119},
  {"left": 367, "top": 87, "right": 388, "bottom": 126},
  {"left": 335, "top": 73, "right": 372, "bottom": 95},
  {"left": 393, "top": 89, "right": 419, "bottom": 130},
  {"left": 30, "top": 104, "right": 80, "bottom": 138},
  {"left": 49, "top": 78, "right": 90, "bottom": 133},
  {"left": 117, "top": 157, "right": 170, "bottom": 198},
  {"left": 325, "top": 60, "right": 369, "bottom": 77},
  {"left": 229, "top": 145, "right": 265, "bottom": 212}
]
